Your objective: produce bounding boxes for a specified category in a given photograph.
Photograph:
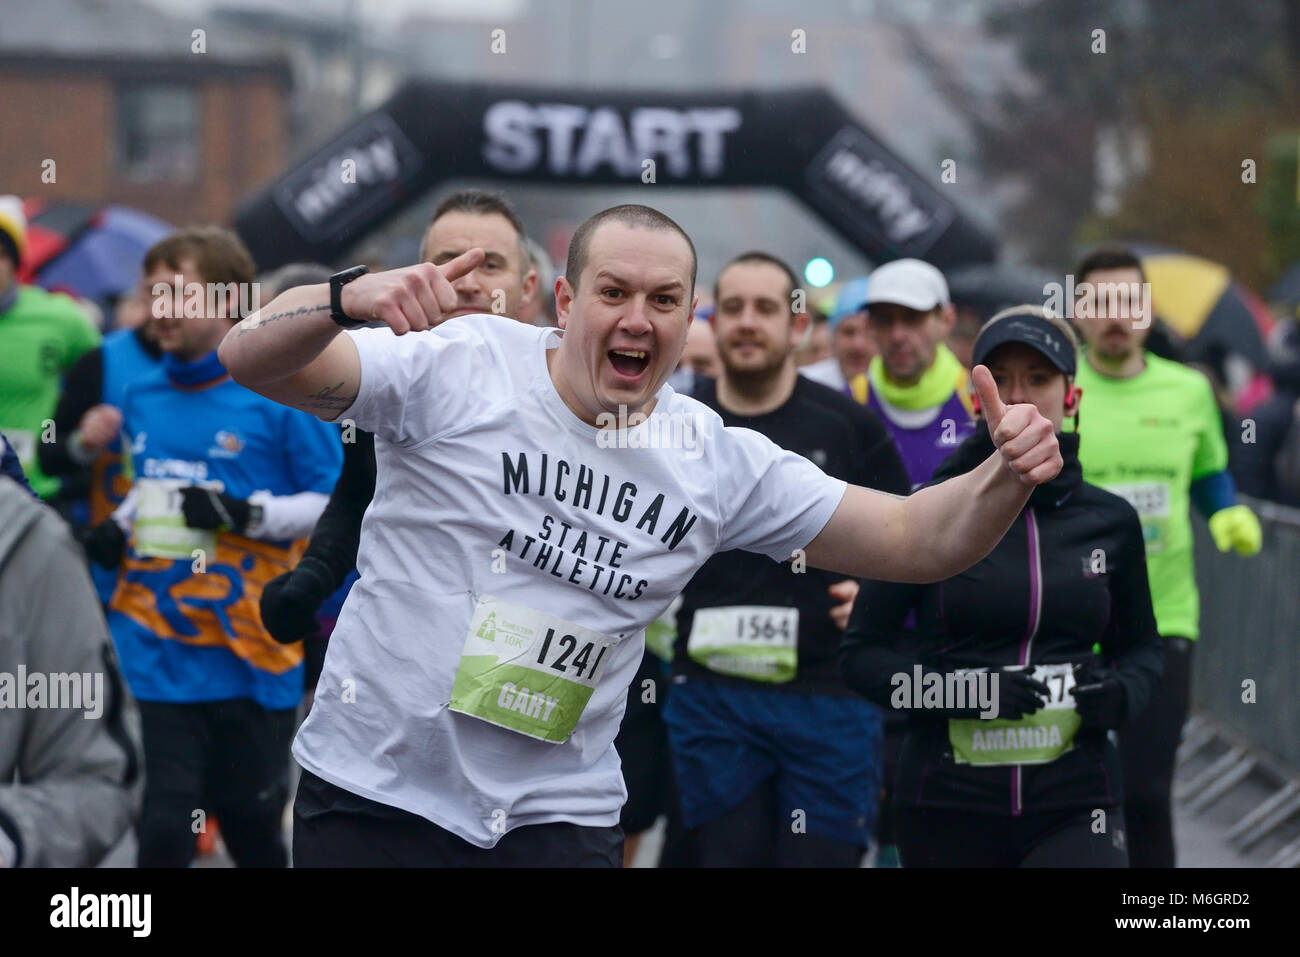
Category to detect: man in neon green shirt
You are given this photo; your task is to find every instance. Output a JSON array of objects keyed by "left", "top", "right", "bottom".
[
  {"left": 1072, "top": 246, "right": 1260, "bottom": 868},
  {"left": 0, "top": 195, "right": 100, "bottom": 500}
]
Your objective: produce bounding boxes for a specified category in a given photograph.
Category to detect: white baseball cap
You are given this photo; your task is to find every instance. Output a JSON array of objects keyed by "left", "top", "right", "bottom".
[{"left": 865, "top": 259, "right": 949, "bottom": 312}]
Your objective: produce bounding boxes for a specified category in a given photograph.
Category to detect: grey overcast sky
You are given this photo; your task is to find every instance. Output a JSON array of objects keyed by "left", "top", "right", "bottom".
[{"left": 148, "top": 0, "right": 528, "bottom": 28}]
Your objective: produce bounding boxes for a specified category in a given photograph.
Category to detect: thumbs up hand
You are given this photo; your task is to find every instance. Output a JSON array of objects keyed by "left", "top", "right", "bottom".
[{"left": 971, "top": 364, "right": 1062, "bottom": 487}]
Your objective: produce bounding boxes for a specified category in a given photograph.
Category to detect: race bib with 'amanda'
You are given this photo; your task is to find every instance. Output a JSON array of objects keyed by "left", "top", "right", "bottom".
[
  {"left": 448, "top": 595, "right": 622, "bottom": 743},
  {"left": 949, "top": 663, "right": 1082, "bottom": 766},
  {"left": 687, "top": 605, "right": 798, "bottom": 683}
]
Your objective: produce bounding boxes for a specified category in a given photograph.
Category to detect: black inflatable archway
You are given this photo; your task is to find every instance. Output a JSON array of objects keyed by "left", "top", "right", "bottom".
[{"left": 235, "top": 82, "right": 996, "bottom": 271}]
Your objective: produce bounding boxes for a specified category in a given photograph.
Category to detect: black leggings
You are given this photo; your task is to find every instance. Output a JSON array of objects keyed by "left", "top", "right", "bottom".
[
  {"left": 293, "top": 770, "right": 624, "bottom": 867},
  {"left": 137, "top": 698, "right": 296, "bottom": 868},
  {"left": 897, "top": 805, "right": 1129, "bottom": 867},
  {"left": 1119, "top": 636, "right": 1193, "bottom": 868},
  {"left": 688, "top": 775, "right": 865, "bottom": 868}
]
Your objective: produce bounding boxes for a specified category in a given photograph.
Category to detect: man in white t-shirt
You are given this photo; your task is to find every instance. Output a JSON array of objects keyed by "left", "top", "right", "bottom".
[{"left": 218, "top": 204, "right": 1062, "bottom": 867}]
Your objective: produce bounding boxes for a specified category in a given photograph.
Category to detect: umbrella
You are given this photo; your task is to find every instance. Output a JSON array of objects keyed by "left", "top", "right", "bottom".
[
  {"left": 1268, "top": 262, "right": 1300, "bottom": 311},
  {"left": 1119, "top": 245, "right": 1278, "bottom": 412},
  {"left": 1133, "top": 247, "right": 1274, "bottom": 370},
  {"left": 16, "top": 200, "right": 171, "bottom": 320}
]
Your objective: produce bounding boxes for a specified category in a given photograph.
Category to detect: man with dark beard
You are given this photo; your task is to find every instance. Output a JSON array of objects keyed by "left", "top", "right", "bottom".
[{"left": 663, "top": 252, "right": 909, "bottom": 867}]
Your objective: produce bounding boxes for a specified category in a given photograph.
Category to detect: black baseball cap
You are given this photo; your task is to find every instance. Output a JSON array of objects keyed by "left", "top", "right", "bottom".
[{"left": 972, "top": 310, "right": 1076, "bottom": 376}]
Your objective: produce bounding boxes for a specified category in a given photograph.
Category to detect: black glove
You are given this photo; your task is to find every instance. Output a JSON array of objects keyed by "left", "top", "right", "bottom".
[
  {"left": 82, "top": 520, "right": 127, "bottom": 569},
  {"left": 986, "top": 668, "right": 1051, "bottom": 720},
  {"left": 924, "top": 666, "right": 1048, "bottom": 720},
  {"left": 1072, "top": 664, "right": 1128, "bottom": 729},
  {"left": 259, "top": 557, "right": 335, "bottom": 644},
  {"left": 180, "top": 486, "right": 253, "bottom": 533}
]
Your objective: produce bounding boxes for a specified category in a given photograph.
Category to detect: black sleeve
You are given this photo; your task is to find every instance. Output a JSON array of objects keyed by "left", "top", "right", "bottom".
[
  {"left": 37, "top": 347, "right": 104, "bottom": 478},
  {"left": 299, "top": 428, "right": 375, "bottom": 589},
  {"left": 1100, "top": 503, "right": 1165, "bottom": 721},
  {"left": 838, "top": 576, "right": 927, "bottom": 707}
]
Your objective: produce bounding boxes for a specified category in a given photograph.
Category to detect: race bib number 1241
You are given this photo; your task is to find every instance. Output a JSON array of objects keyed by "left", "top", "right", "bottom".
[{"left": 449, "top": 595, "right": 621, "bottom": 743}]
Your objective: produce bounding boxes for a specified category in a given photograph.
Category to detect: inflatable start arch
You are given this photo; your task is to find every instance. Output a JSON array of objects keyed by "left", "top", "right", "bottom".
[{"left": 235, "top": 82, "right": 997, "bottom": 271}]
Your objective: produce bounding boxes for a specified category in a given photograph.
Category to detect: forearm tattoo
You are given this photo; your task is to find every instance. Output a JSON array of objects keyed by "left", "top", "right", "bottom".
[
  {"left": 237, "top": 302, "right": 330, "bottom": 336},
  {"left": 303, "top": 381, "right": 358, "bottom": 413}
]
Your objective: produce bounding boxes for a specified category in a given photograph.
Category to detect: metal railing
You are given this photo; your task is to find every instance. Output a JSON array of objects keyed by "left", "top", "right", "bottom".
[{"left": 1192, "top": 496, "right": 1300, "bottom": 771}]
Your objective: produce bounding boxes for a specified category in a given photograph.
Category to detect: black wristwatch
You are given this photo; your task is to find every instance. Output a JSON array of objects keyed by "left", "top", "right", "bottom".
[{"left": 329, "top": 265, "right": 370, "bottom": 329}]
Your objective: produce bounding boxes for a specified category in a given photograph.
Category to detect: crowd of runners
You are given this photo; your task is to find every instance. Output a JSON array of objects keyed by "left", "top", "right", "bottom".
[{"left": 0, "top": 186, "right": 1266, "bottom": 867}]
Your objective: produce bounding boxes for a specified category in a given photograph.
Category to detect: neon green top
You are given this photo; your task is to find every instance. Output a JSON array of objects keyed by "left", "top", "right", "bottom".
[
  {"left": 1075, "top": 352, "right": 1228, "bottom": 640},
  {"left": 0, "top": 285, "right": 100, "bottom": 498}
]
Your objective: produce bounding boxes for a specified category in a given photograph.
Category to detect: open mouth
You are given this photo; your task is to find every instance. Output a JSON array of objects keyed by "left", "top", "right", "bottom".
[{"left": 608, "top": 348, "right": 651, "bottom": 380}]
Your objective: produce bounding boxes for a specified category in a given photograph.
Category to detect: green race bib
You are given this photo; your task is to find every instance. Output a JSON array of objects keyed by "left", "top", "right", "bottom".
[
  {"left": 133, "top": 478, "right": 219, "bottom": 560},
  {"left": 1106, "top": 481, "right": 1171, "bottom": 555},
  {"left": 449, "top": 595, "right": 620, "bottom": 743},
  {"left": 687, "top": 605, "right": 798, "bottom": 683},
  {"left": 949, "top": 664, "right": 1081, "bottom": 766}
]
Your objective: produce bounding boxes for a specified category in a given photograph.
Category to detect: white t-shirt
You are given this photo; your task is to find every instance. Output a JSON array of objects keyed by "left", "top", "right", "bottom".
[
  {"left": 799, "top": 356, "right": 847, "bottom": 391},
  {"left": 292, "top": 315, "right": 847, "bottom": 847}
]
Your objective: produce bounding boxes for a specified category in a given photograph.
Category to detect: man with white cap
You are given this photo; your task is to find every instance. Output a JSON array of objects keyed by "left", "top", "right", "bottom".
[
  {"left": 799, "top": 276, "right": 875, "bottom": 392},
  {"left": 847, "top": 258, "right": 977, "bottom": 490},
  {"left": 0, "top": 195, "right": 100, "bottom": 501}
]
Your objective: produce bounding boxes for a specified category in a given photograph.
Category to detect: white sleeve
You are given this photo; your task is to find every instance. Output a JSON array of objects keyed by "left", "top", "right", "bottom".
[
  {"left": 340, "top": 319, "right": 497, "bottom": 448},
  {"left": 245, "top": 490, "right": 330, "bottom": 541},
  {"left": 713, "top": 425, "right": 847, "bottom": 562},
  {"left": 110, "top": 488, "right": 137, "bottom": 532}
]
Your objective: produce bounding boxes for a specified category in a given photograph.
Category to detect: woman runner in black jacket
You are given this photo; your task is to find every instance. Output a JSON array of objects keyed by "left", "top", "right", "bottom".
[{"left": 839, "top": 306, "right": 1164, "bottom": 867}]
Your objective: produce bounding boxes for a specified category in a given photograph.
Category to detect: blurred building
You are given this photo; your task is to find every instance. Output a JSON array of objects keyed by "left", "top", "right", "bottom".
[
  {"left": 210, "top": 3, "right": 400, "bottom": 153},
  {"left": 0, "top": 0, "right": 292, "bottom": 225}
]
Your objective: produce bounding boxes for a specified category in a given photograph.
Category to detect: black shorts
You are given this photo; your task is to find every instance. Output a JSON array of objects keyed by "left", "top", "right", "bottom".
[{"left": 292, "top": 770, "right": 624, "bottom": 867}]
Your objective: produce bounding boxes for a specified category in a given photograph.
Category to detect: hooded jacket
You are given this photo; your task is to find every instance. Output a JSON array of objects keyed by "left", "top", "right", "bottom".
[
  {"left": 840, "top": 424, "right": 1164, "bottom": 815},
  {"left": 0, "top": 479, "right": 141, "bottom": 866}
]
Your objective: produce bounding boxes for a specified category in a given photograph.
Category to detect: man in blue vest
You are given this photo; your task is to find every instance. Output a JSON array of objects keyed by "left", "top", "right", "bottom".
[
  {"left": 88, "top": 226, "right": 342, "bottom": 867},
  {"left": 40, "top": 291, "right": 163, "bottom": 604}
]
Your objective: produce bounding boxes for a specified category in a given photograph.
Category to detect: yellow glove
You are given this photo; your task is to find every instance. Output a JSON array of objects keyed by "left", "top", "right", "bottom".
[{"left": 1208, "top": 505, "right": 1262, "bottom": 556}]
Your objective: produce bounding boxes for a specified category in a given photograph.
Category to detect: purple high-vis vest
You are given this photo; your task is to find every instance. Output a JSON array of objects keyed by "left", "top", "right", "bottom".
[{"left": 866, "top": 388, "right": 976, "bottom": 489}]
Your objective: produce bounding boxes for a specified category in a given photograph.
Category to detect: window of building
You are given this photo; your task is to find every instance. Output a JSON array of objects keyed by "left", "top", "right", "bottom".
[{"left": 116, "top": 85, "right": 199, "bottom": 183}]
